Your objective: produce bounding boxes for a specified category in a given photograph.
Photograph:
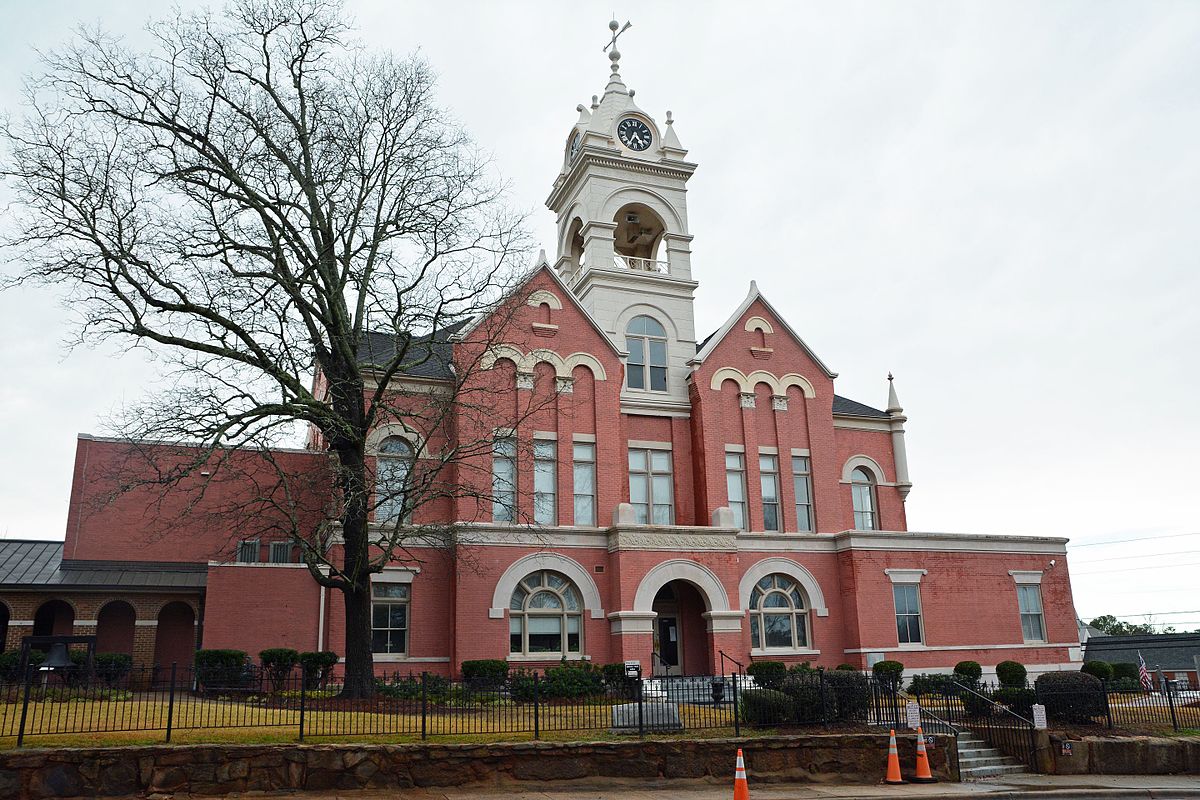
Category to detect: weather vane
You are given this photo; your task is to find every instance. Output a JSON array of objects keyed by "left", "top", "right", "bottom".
[{"left": 604, "top": 19, "right": 632, "bottom": 53}]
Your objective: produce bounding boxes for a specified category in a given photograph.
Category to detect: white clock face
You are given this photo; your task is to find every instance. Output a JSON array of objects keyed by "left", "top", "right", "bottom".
[
  {"left": 617, "top": 118, "right": 653, "bottom": 151},
  {"left": 569, "top": 131, "right": 582, "bottom": 160}
]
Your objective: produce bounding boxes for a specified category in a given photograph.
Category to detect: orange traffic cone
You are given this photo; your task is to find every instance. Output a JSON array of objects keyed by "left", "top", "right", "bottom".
[
  {"left": 733, "top": 748, "right": 750, "bottom": 800},
  {"left": 884, "top": 729, "right": 905, "bottom": 785},
  {"left": 911, "top": 726, "right": 937, "bottom": 783}
]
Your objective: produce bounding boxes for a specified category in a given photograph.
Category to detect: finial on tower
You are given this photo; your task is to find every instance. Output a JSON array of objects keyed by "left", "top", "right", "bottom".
[
  {"left": 886, "top": 373, "right": 903, "bottom": 415},
  {"left": 604, "top": 19, "right": 632, "bottom": 78}
]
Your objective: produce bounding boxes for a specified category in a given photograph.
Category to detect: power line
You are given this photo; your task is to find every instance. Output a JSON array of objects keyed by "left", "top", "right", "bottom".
[
  {"left": 1072, "top": 549, "right": 1200, "bottom": 565},
  {"left": 1085, "top": 610, "right": 1200, "bottom": 618},
  {"left": 1069, "top": 532, "right": 1200, "bottom": 549},
  {"left": 1072, "top": 561, "right": 1200, "bottom": 576}
]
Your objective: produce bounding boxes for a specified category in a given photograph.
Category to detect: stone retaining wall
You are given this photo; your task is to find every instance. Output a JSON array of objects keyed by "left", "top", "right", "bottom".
[
  {"left": 0, "top": 733, "right": 956, "bottom": 798},
  {"left": 1037, "top": 733, "right": 1200, "bottom": 775}
]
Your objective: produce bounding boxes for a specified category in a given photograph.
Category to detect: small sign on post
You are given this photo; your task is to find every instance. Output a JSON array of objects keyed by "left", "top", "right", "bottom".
[
  {"left": 623, "top": 660, "right": 642, "bottom": 679},
  {"left": 1061, "top": 741, "right": 1073, "bottom": 756},
  {"left": 1032, "top": 703, "right": 1048, "bottom": 730},
  {"left": 924, "top": 734, "right": 936, "bottom": 749},
  {"left": 906, "top": 701, "right": 920, "bottom": 730}
]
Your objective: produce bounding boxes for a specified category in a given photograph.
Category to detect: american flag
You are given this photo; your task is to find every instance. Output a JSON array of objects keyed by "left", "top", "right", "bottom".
[{"left": 1138, "top": 651, "right": 1154, "bottom": 691}]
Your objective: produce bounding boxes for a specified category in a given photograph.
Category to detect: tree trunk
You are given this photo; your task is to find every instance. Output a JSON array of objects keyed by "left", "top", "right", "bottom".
[{"left": 341, "top": 580, "right": 375, "bottom": 698}]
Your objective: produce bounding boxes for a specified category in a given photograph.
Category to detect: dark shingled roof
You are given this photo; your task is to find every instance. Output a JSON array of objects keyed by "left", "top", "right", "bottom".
[
  {"left": 832, "top": 395, "right": 889, "bottom": 418},
  {"left": 1083, "top": 633, "right": 1200, "bottom": 671},
  {"left": 355, "top": 321, "right": 468, "bottom": 381},
  {"left": 0, "top": 540, "right": 206, "bottom": 591}
]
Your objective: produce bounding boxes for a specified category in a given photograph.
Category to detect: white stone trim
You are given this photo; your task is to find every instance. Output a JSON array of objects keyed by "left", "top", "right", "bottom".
[
  {"left": 627, "top": 439, "right": 672, "bottom": 451},
  {"left": 708, "top": 367, "right": 816, "bottom": 399},
  {"left": 833, "top": 532, "right": 1069, "bottom": 555},
  {"left": 134, "top": 620, "right": 159, "bottom": 627},
  {"left": 632, "top": 559, "right": 732, "bottom": 613},
  {"left": 724, "top": 444, "right": 745, "bottom": 453},
  {"left": 758, "top": 446, "right": 778, "bottom": 455},
  {"left": 884, "top": 568, "right": 928, "bottom": 584},
  {"left": 507, "top": 653, "right": 591, "bottom": 663},
  {"left": 751, "top": 648, "right": 821, "bottom": 658},
  {"left": 842, "top": 455, "right": 887, "bottom": 484},
  {"left": 572, "top": 433, "right": 597, "bottom": 443},
  {"left": 607, "top": 611, "right": 658, "bottom": 634},
  {"left": 362, "top": 655, "right": 450, "bottom": 664},
  {"left": 481, "top": 345, "right": 609, "bottom": 382},
  {"left": 8, "top": 620, "right": 34, "bottom": 627},
  {"left": 739, "top": 557, "right": 830, "bottom": 617},
  {"left": 702, "top": 610, "right": 745, "bottom": 633},
  {"left": 843, "top": 642, "right": 1079, "bottom": 654},
  {"left": 206, "top": 560, "right": 310, "bottom": 569},
  {"left": 73, "top": 620, "right": 98, "bottom": 627},
  {"left": 367, "top": 422, "right": 426, "bottom": 459},
  {"left": 833, "top": 418, "right": 893, "bottom": 432},
  {"left": 374, "top": 567, "right": 419, "bottom": 584},
  {"left": 527, "top": 289, "right": 563, "bottom": 310},
  {"left": 490, "top": 552, "right": 605, "bottom": 620},
  {"left": 739, "top": 392, "right": 756, "bottom": 408},
  {"left": 790, "top": 448, "right": 811, "bottom": 457},
  {"left": 532, "top": 430, "right": 558, "bottom": 441},
  {"left": 744, "top": 315, "right": 774, "bottom": 334},
  {"left": 1008, "top": 570, "right": 1044, "bottom": 584}
]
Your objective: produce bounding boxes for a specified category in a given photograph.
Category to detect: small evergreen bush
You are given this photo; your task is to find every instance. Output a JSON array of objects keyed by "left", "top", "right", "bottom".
[
  {"left": 541, "top": 661, "right": 604, "bottom": 698},
  {"left": 954, "top": 661, "right": 983, "bottom": 681},
  {"left": 825, "top": 669, "right": 871, "bottom": 720},
  {"left": 835, "top": 663, "right": 859, "bottom": 671},
  {"left": 993, "top": 686, "right": 1037, "bottom": 717},
  {"left": 780, "top": 673, "right": 836, "bottom": 723},
  {"left": 195, "top": 649, "right": 249, "bottom": 690},
  {"left": 298, "top": 651, "right": 339, "bottom": 689},
  {"left": 872, "top": 660, "right": 905, "bottom": 687},
  {"left": 907, "top": 673, "right": 957, "bottom": 697},
  {"left": 1081, "top": 660, "right": 1114, "bottom": 682},
  {"left": 996, "top": 660, "right": 1028, "bottom": 688},
  {"left": 461, "top": 659, "right": 509, "bottom": 686},
  {"left": 600, "top": 663, "right": 638, "bottom": 699},
  {"left": 1036, "top": 671, "right": 1106, "bottom": 723},
  {"left": 747, "top": 660, "right": 787, "bottom": 690},
  {"left": 259, "top": 648, "right": 300, "bottom": 693},
  {"left": 1111, "top": 662, "right": 1139, "bottom": 683},
  {"left": 740, "top": 688, "right": 792, "bottom": 725},
  {"left": 94, "top": 653, "right": 133, "bottom": 687}
]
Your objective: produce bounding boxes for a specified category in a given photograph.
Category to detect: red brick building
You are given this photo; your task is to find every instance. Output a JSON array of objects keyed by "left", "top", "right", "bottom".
[{"left": 0, "top": 42, "right": 1083, "bottom": 682}]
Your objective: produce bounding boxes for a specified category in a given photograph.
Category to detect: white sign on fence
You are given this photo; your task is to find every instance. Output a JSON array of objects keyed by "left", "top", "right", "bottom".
[
  {"left": 906, "top": 701, "right": 920, "bottom": 730},
  {"left": 1032, "top": 703, "right": 1048, "bottom": 730}
]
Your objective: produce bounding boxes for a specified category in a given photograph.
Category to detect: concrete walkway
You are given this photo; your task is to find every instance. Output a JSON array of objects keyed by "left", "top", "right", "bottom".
[{"left": 270, "top": 775, "right": 1200, "bottom": 800}]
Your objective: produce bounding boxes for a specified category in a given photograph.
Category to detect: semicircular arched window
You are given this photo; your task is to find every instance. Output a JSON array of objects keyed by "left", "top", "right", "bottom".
[
  {"left": 376, "top": 436, "right": 414, "bottom": 523},
  {"left": 625, "top": 315, "right": 668, "bottom": 392},
  {"left": 509, "top": 570, "right": 583, "bottom": 657},
  {"left": 749, "top": 574, "right": 810, "bottom": 651},
  {"left": 850, "top": 466, "right": 877, "bottom": 531}
]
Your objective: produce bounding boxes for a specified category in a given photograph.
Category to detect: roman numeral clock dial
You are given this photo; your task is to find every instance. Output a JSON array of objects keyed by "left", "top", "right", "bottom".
[{"left": 617, "top": 118, "right": 653, "bottom": 151}]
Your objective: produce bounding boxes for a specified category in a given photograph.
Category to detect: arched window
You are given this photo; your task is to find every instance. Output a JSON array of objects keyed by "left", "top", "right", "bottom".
[
  {"left": 851, "top": 467, "right": 877, "bottom": 530},
  {"left": 749, "top": 574, "right": 810, "bottom": 650},
  {"left": 377, "top": 436, "right": 413, "bottom": 523},
  {"left": 625, "top": 316, "right": 668, "bottom": 391},
  {"left": 509, "top": 570, "right": 583, "bottom": 656}
]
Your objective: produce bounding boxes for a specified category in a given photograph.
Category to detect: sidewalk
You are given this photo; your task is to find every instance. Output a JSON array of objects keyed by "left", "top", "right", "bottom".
[{"left": 275, "top": 775, "right": 1200, "bottom": 800}]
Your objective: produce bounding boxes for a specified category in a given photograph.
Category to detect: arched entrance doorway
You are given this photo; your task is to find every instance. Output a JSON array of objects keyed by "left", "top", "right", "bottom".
[
  {"left": 153, "top": 602, "right": 196, "bottom": 669},
  {"left": 32, "top": 599, "right": 74, "bottom": 637},
  {"left": 96, "top": 601, "right": 136, "bottom": 656},
  {"left": 633, "top": 560, "right": 737, "bottom": 677}
]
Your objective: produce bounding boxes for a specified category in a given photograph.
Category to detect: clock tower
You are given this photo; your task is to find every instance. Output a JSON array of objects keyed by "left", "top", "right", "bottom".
[{"left": 546, "top": 20, "right": 699, "bottom": 416}]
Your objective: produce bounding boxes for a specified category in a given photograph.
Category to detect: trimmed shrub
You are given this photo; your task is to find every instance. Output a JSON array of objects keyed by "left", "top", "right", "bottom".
[
  {"left": 787, "top": 661, "right": 815, "bottom": 675},
  {"left": 0, "top": 650, "right": 45, "bottom": 682},
  {"left": 825, "top": 669, "right": 871, "bottom": 720},
  {"left": 835, "top": 663, "right": 859, "bottom": 671},
  {"left": 461, "top": 659, "right": 509, "bottom": 686},
  {"left": 298, "top": 651, "right": 339, "bottom": 689},
  {"left": 907, "top": 673, "right": 957, "bottom": 697},
  {"left": 1111, "top": 662, "right": 1139, "bottom": 682},
  {"left": 780, "top": 674, "right": 836, "bottom": 723},
  {"left": 996, "top": 660, "right": 1028, "bottom": 688},
  {"left": 1081, "top": 660, "right": 1114, "bottom": 682},
  {"left": 747, "top": 660, "right": 787, "bottom": 690},
  {"left": 954, "top": 661, "right": 983, "bottom": 681},
  {"left": 959, "top": 683, "right": 994, "bottom": 717},
  {"left": 993, "top": 686, "right": 1037, "bottom": 718},
  {"left": 507, "top": 668, "right": 537, "bottom": 702},
  {"left": 872, "top": 660, "right": 905, "bottom": 688},
  {"left": 374, "top": 671, "right": 449, "bottom": 701},
  {"left": 259, "top": 648, "right": 300, "bottom": 694},
  {"left": 600, "top": 663, "right": 638, "bottom": 699},
  {"left": 740, "top": 688, "right": 792, "bottom": 725},
  {"left": 541, "top": 661, "right": 604, "bottom": 698},
  {"left": 1036, "top": 671, "right": 1106, "bottom": 723},
  {"left": 195, "top": 649, "right": 248, "bottom": 690},
  {"left": 94, "top": 653, "right": 133, "bottom": 687}
]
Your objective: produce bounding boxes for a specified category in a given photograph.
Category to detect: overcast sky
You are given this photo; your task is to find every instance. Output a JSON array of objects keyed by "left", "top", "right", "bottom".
[{"left": 1, "top": 1, "right": 1198, "bottom": 632}]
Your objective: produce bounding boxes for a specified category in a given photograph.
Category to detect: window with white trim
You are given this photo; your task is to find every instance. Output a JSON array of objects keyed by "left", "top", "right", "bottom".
[
  {"left": 851, "top": 467, "right": 878, "bottom": 530},
  {"left": 268, "top": 541, "right": 292, "bottom": 564},
  {"left": 509, "top": 570, "right": 583, "bottom": 656},
  {"left": 760, "top": 455, "right": 781, "bottom": 531},
  {"left": 725, "top": 452, "right": 748, "bottom": 529},
  {"left": 628, "top": 447, "right": 673, "bottom": 524},
  {"left": 625, "top": 315, "right": 668, "bottom": 391},
  {"left": 749, "top": 574, "right": 810, "bottom": 650},
  {"left": 893, "top": 583, "right": 923, "bottom": 644},
  {"left": 1017, "top": 584, "right": 1046, "bottom": 642},
  {"left": 236, "top": 540, "right": 259, "bottom": 563},
  {"left": 792, "top": 456, "right": 814, "bottom": 532},
  {"left": 371, "top": 583, "right": 409, "bottom": 654},
  {"left": 492, "top": 437, "right": 516, "bottom": 523},
  {"left": 376, "top": 436, "right": 413, "bottom": 523},
  {"left": 572, "top": 443, "right": 596, "bottom": 526},
  {"left": 533, "top": 440, "right": 557, "bottom": 525}
]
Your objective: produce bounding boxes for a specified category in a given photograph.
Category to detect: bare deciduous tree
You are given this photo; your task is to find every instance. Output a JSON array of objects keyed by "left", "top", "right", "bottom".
[{"left": 1, "top": 0, "right": 537, "bottom": 696}]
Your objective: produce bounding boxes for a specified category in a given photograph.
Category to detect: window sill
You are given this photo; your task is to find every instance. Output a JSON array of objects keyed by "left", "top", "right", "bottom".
[
  {"left": 750, "top": 648, "right": 821, "bottom": 658},
  {"left": 507, "top": 653, "right": 591, "bottom": 663},
  {"left": 367, "top": 654, "right": 451, "bottom": 663}
]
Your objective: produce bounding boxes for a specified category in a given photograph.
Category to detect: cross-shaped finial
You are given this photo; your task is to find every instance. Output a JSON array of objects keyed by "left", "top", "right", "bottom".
[{"left": 604, "top": 19, "right": 632, "bottom": 53}]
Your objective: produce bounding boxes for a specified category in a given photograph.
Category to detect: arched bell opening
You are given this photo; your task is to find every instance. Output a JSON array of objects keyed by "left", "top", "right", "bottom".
[
  {"left": 96, "top": 600, "right": 137, "bottom": 657},
  {"left": 612, "top": 203, "right": 666, "bottom": 272},
  {"left": 566, "top": 217, "right": 586, "bottom": 275}
]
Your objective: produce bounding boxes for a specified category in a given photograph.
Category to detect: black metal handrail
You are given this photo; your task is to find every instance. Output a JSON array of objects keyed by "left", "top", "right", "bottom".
[
  {"left": 718, "top": 650, "right": 745, "bottom": 677},
  {"left": 943, "top": 680, "right": 1038, "bottom": 772}
]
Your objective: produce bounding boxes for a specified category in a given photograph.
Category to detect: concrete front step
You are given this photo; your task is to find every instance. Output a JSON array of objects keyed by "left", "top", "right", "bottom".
[
  {"left": 960, "top": 763, "right": 1030, "bottom": 778},
  {"left": 959, "top": 755, "right": 1014, "bottom": 768}
]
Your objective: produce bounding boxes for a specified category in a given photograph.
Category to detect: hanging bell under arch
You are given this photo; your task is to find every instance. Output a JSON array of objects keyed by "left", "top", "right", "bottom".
[{"left": 42, "top": 642, "right": 73, "bottom": 669}]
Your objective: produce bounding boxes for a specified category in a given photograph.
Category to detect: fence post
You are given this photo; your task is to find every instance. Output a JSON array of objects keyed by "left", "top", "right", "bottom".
[
  {"left": 636, "top": 674, "right": 644, "bottom": 738},
  {"left": 16, "top": 663, "right": 33, "bottom": 748},
  {"left": 1102, "top": 681, "right": 1113, "bottom": 729},
  {"left": 165, "top": 662, "right": 178, "bottom": 743},
  {"left": 298, "top": 663, "right": 307, "bottom": 741},
  {"left": 731, "top": 672, "right": 740, "bottom": 738},
  {"left": 533, "top": 672, "right": 541, "bottom": 740},
  {"left": 1165, "top": 680, "right": 1180, "bottom": 732},
  {"left": 819, "top": 668, "right": 828, "bottom": 727},
  {"left": 420, "top": 672, "right": 428, "bottom": 741}
]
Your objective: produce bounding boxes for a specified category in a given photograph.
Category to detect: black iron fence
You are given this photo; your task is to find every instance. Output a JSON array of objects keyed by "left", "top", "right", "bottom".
[
  {"left": 911, "top": 681, "right": 1036, "bottom": 770},
  {"left": 0, "top": 664, "right": 907, "bottom": 746}
]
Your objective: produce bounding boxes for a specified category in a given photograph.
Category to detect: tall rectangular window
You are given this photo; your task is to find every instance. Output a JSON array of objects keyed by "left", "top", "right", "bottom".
[
  {"left": 572, "top": 443, "right": 596, "bottom": 526},
  {"left": 1017, "top": 585, "right": 1046, "bottom": 642},
  {"left": 492, "top": 437, "right": 516, "bottom": 523},
  {"left": 236, "top": 540, "right": 259, "bottom": 563},
  {"left": 792, "top": 456, "right": 813, "bottom": 532},
  {"left": 371, "top": 583, "right": 409, "bottom": 654},
  {"left": 893, "top": 583, "right": 924, "bottom": 644},
  {"left": 628, "top": 447, "right": 674, "bottom": 525},
  {"left": 268, "top": 541, "right": 292, "bottom": 564},
  {"left": 725, "top": 452, "right": 747, "bottom": 529},
  {"left": 760, "top": 455, "right": 781, "bottom": 531},
  {"left": 533, "top": 440, "right": 557, "bottom": 525}
]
